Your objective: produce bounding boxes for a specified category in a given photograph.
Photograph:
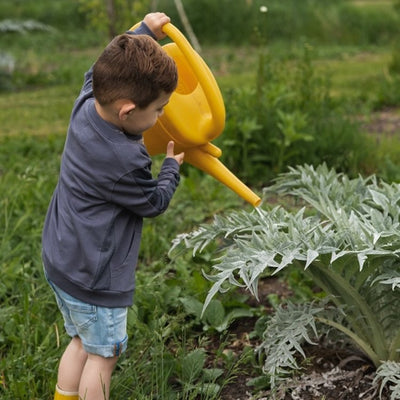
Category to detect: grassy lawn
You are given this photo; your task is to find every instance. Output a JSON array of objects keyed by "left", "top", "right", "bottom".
[
  {"left": 314, "top": 48, "right": 392, "bottom": 98},
  {"left": 0, "top": 43, "right": 394, "bottom": 139},
  {"left": 0, "top": 85, "right": 78, "bottom": 136},
  {"left": 351, "top": 0, "right": 394, "bottom": 6}
]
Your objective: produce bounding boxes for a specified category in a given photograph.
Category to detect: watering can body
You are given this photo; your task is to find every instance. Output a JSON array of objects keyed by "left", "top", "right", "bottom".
[{"left": 131, "top": 23, "right": 261, "bottom": 207}]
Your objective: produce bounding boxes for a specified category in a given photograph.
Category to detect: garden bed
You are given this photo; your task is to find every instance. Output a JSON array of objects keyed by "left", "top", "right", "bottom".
[{"left": 215, "top": 278, "right": 391, "bottom": 400}]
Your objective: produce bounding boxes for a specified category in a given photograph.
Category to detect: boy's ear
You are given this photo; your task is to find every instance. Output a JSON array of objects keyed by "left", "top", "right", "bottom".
[{"left": 119, "top": 101, "right": 136, "bottom": 120}]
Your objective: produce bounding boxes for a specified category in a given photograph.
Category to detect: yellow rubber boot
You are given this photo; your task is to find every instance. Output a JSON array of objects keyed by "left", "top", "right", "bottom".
[{"left": 54, "top": 385, "right": 79, "bottom": 400}]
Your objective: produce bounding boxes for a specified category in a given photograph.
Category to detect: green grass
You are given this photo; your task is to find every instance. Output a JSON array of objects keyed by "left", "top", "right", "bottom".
[
  {"left": 0, "top": 133, "right": 247, "bottom": 399},
  {"left": 0, "top": 86, "right": 78, "bottom": 136},
  {"left": 314, "top": 49, "right": 392, "bottom": 99},
  {"left": 351, "top": 0, "right": 395, "bottom": 8},
  {"left": 0, "top": 133, "right": 64, "bottom": 398}
]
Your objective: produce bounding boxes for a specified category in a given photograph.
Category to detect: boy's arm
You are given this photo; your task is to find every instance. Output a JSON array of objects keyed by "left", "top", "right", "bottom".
[
  {"left": 142, "top": 12, "right": 170, "bottom": 40},
  {"left": 127, "top": 12, "right": 170, "bottom": 40}
]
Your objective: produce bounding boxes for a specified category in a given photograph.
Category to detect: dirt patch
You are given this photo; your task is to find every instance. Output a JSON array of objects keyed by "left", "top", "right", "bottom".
[
  {"left": 267, "top": 344, "right": 388, "bottom": 400},
  {"left": 361, "top": 107, "right": 400, "bottom": 136},
  {"left": 209, "top": 277, "right": 391, "bottom": 400}
]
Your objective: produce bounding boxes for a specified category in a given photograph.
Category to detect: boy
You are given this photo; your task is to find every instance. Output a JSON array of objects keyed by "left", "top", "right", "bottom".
[{"left": 42, "top": 12, "right": 184, "bottom": 400}]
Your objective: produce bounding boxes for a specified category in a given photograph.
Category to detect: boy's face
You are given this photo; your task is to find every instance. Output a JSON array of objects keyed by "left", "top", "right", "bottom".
[{"left": 121, "top": 91, "right": 171, "bottom": 136}]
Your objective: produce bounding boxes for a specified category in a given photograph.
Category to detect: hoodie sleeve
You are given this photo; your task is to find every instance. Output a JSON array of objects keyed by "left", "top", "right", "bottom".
[
  {"left": 112, "top": 154, "right": 181, "bottom": 218},
  {"left": 126, "top": 21, "right": 157, "bottom": 39}
]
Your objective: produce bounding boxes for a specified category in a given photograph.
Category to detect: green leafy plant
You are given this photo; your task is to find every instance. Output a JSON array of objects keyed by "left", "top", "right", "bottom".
[
  {"left": 157, "top": 0, "right": 400, "bottom": 46},
  {"left": 219, "top": 45, "right": 371, "bottom": 184},
  {"left": 180, "top": 295, "right": 254, "bottom": 333},
  {"left": 175, "top": 348, "right": 224, "bottom": 398},
  {"left": 78, "top": 0, "right": 148, "bottom": 39},
  {"left": 170, "top": 163, "right": 400, "bottom": 397}
]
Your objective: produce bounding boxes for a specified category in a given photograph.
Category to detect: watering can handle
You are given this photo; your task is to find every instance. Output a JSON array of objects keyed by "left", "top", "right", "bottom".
[
  {"left": 129, "top": 22, "right": 222, "bottom": 125},
  {"left": 161, "top": 24, "right": 221, "bottom": 123}
]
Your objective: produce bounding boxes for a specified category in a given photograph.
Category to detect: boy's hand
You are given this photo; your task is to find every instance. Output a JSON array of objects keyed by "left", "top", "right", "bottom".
[
  {"left": 166, "top": 141, "right": 184, "bottom": 166},
  {"left": 143, "top": 12, "right": 170, "bottom": 40}
]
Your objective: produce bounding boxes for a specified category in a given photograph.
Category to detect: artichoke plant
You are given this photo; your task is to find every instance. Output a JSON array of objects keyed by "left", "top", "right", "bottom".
[{"left": 170, "top": 164, "right": 400, "bottom": 398}]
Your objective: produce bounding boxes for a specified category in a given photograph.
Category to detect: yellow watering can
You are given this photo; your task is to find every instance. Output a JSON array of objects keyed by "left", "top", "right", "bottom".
[{"left": 130, "top": 22, "right": 261, "bottom": 207}]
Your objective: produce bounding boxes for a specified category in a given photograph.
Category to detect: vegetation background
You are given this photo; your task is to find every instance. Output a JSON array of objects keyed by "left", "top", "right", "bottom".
[{"left": 1, "top": 0, "right": 400, "bottom": 399}]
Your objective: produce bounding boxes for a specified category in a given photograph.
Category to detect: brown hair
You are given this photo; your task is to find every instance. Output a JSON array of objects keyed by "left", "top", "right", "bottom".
[{"left": 93, "top": 34, "right": 177, "bottom": 108}]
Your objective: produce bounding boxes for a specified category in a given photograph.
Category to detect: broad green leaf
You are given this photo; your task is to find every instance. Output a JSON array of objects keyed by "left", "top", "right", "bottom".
[{"left": 181, "top": 349, "right": 206, "bottom": 384}]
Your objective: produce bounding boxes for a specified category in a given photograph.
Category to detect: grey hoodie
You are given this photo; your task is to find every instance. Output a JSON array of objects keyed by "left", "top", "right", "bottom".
[{"left": 42, "top": 23, "right": 180, "bottom": 307}]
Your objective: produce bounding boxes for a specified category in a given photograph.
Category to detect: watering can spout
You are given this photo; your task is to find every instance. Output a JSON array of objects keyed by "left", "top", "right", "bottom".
[
  {"left": 132, "top": 22, "right": 261, "bottom": 206},
  {"left": 185, "top": 147, "right": 262, "bottom": 207},
  {"left": 144, "top": 129, "right": 262, "bottom": 207}
]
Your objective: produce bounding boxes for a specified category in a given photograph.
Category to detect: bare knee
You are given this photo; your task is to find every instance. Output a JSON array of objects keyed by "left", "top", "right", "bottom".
[
  {"left": 79, "top": 353, "right": 119, "bottom": 400},
  {"left": 87, "top": 353, "right": 119, "bottom": 373}
]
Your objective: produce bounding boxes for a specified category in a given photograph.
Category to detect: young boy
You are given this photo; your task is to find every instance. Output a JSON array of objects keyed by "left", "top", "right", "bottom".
[{"left": 42, "top": 12, "right": 184, "bottom": 400}]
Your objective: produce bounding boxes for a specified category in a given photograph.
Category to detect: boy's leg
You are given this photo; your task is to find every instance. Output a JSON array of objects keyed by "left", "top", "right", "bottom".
[
  {"left": 56, "top": 336, "right": 118, "bottom": 400},
  {"left": 57, "top": 336, "right": 88, "bottom": 392},
  {"left": 79, "top": 354, "right": 119, "bottom": 400},
  {"left": 46, "top": 279, "right": 127, "bottom": 399}
]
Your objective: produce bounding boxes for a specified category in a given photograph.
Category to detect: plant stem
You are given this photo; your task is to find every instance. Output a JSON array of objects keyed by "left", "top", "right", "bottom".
[
  {"left": 316, "top": 316, "right": 380, "bottom": 367},
  {"left": 308, "top": 262, "right": 388, "bottom": 360},
  {"left": 389, "top": 331, "right": 400, "bottom": 362}
]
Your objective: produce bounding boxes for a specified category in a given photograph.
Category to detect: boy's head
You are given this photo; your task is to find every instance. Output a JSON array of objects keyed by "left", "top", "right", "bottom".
[{"left": 93, "top": 34, "right": 177, "bottom": 108}]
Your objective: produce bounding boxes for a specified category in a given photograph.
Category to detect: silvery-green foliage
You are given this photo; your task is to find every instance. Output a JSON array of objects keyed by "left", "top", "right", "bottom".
[
  {"left": 0, "top": 19, "right": 55, "bottom": 85},
  {"left": 375, "top": 361, "right": 400, "bottom": 400},
  {"left": 256, "top": 301, "right": 323, "bottom": 388},
  {"left": 373, "top": 272, "right": 400, "bottom": 290},
  {"left": 170, "top": 163, "right": 400, "bottom": 397},
  {"left": 255, "top": 298, "right": 350, "bottom": 390},
  {"left": 0, "top": 19, "right": 55, "bottom": 33},
  {"left": 0, "top": 52, "right": 14, "bottom": 74}
]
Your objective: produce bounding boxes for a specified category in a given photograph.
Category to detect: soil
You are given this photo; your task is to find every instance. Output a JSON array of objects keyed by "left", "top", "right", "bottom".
[
  {"left": 214, "top": 277, "right": 391, "bottom": 400},
  {"left": 361, "top": 107, "right": 400, "bottom": 137}
]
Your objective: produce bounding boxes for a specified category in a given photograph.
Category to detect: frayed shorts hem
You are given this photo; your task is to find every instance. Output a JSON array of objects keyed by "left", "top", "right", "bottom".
[{"left": 80, "top": 335, "right": 128, "bottom": 358}]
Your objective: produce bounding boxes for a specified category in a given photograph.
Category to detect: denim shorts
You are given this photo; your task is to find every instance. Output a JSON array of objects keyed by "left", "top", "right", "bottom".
[{"left": 47, "top": 278, "right": 128, "bottom": 358}]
